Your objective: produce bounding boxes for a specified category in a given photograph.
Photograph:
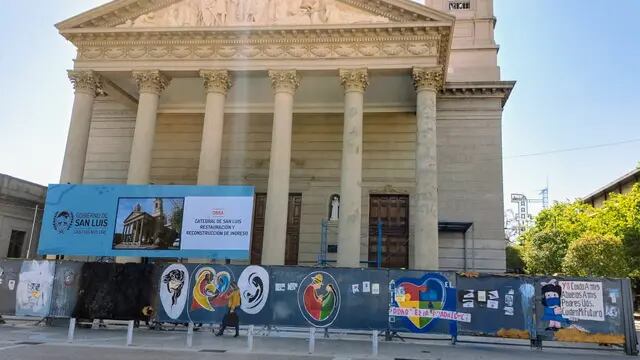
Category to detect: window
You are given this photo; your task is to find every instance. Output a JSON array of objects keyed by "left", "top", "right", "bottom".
[
  {"left": 449, "top": 1, "right": 471, "bottom": 10},
  {"left": 7, "top": 230, "right": 26, "bottom": 258}
]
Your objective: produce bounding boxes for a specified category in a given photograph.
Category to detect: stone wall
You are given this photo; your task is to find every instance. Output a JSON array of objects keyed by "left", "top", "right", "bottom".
[
  {"left": 81, "top": 96, "right": 505, "bottom": 271},
  {"left": 0, "top": 174, "right": 46, "bottom": 258}
]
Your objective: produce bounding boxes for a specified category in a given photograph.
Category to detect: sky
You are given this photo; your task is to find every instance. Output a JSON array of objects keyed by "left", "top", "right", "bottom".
[{"left": 1, "top": 0, "right": 639, "bottom": 215}]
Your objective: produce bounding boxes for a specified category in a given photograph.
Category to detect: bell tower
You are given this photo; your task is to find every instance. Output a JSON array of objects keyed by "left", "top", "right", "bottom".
[{"left": 422, "top": 0, "right": 501, "bottom": 82}]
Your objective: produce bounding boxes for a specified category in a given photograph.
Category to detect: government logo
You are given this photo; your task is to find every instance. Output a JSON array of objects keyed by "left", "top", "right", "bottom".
[{"left": 53, "top": 210, "right": 74, "bottom": 234}]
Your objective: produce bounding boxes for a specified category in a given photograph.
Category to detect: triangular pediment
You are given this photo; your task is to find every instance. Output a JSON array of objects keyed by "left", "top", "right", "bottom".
[{"left": 57, "top": 0, "right": 454, "bottom": 30}]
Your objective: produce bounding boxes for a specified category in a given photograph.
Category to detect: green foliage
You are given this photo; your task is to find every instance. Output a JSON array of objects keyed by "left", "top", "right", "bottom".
[
  {"left": 589, "top": 184, "right": 640, "bottom": 277},
  {"left": 519, "top": 183, "right": 640, "bottom": 278},
  {"left": 562, "top": 233, "right": 628, "bottom": 277},
  {"left": 506, "top": 245, "right": 525, "bottom": 273},
  {"left": 521, "top": 229, "right": 570, "bottom": 275},
  {"left": 171, "top": 206, "right": 183, "bottom": 234}
]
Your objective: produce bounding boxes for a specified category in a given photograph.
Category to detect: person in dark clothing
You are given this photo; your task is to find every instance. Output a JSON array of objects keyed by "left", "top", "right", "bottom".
[{"left": 215, "top": 282, "right": 241, "bottom": 337}]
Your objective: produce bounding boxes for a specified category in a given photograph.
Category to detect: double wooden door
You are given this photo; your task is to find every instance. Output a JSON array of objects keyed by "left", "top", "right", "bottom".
[
  {"left": 250, "top": 193, "right": 302, "bottom": 265},
  {"left": 368, "top": 195, "right": 410, "bottom": 268}
]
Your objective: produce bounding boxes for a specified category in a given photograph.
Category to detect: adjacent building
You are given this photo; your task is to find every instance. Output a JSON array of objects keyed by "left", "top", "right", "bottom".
[
  {"left": 0, "top": 174, "right": 46, "bottom": 259},
  {"left": 54, "top": 0, "right": 514, "bottom": 271},
  {"left": 583, "top": 167, "right": 640, "bottom": 208}
]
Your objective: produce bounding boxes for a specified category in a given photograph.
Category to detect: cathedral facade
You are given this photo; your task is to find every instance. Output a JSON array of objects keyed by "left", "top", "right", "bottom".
[{"left": 56, "top": 0, "right": 513, "bottom": 271}]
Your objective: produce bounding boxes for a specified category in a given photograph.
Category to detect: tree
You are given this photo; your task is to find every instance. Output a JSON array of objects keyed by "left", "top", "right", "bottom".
[
  {"left": 588, "top": 184, "right": 640, "bottom": 277},
  {"left": 506, "top": 245, "right": 525, "bottom": 273},
  {"left": 563, "top": 233, "right": 628, "bottom": 278},
  {"left": 521, "top": 229, "right": 570, "bottom": 275},
  {"left": 171, "top": 206, "right": 183, "bottom": 234},
  {"left": 518, "top": 200, "right": 595, "bottom": 275}
]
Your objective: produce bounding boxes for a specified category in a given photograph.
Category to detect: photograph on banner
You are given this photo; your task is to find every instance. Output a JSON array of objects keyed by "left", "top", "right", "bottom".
[
  {"left": 38, "top": 185, "right": 255, "bottom": 259},
  {"left": 113, "top": 197, "right": 184, "bottom": 250}
]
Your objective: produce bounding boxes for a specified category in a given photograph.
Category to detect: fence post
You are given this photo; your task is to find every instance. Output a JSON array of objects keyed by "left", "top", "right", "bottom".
[
  {"left": 377, "top": 219, "right": 383, "bottom": 268},
  {"left": 67, "top": 318, "right": 76, "bottom": 343},
  {"left": 126, "top": 320, "right": 134, "bottom": 346},
  {"left": 247, "top": 325, "right": 254, "bottom": 351},
  {"left": 372, "top": 330, "right": 379, "bottom": 356},
  {"left": 621, "top": 278, "right": 639, "bottom": 356},
  {"left": 308, "top": 327, "right": 316, "bottom": 354},
  {"left": 186, "top": 322, "right": 194, "bottom": 348}
]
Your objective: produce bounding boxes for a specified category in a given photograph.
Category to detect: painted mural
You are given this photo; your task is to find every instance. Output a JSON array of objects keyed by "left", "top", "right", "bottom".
[
  {"left": 159, "top": 264, "right": 189, "bottom": 320},
  {"left": 389, "top": 272, "right": 465, "bottom": 335},
  {"left": 296, "top": 271, "right": 341, "bottom": 327},
  {"left": 190, "top": 266, "right": 234, "bottom": 313},
  {"left": 536, "top": 278, "right": 625, "bottom": 345},
  {"left": 238, "top": 265, "right": 269, "bottom": 315},
  {"left": 15, "top": 261, "right": 55, "bottom": 317},
  {"left": 0, "top": 259, "right": 636, "bottom": 353}
]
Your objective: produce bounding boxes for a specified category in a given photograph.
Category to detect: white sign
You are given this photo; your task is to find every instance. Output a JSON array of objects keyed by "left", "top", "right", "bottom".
[
  {"left": 180, "top": 196, "right": 254, "bottom": 251},
  {"left": 389, "top": 307, "right": 471, "bottom": 323},
  {"left": 559, "top": 281, "right": 604, "bottom": 321}
]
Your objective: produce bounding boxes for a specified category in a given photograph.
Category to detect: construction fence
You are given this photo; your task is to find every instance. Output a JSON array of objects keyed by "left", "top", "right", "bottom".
[{"left": 0, "top": 259, "right": 637, "bottom": 355}]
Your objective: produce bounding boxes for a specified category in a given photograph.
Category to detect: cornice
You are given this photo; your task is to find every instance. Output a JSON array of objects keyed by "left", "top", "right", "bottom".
[
  {"left": 441, "top": 81, "right": 516, "bottom": 107},
  {"left": 65, "top": 24, "right": 451, "bottom": 65}
]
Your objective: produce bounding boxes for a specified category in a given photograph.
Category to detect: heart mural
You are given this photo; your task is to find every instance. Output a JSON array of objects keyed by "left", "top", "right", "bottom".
[
  {"left": 390, "top": 273, "right": 458, "bottom": 332},
  {"left": 191, "top": 266, "right": 233, "bottom": 312}
]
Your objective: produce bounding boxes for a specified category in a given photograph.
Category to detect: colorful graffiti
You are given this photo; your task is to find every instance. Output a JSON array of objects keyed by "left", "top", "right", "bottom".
[
  {"left": 389, "top": 273, "right": 466, "bottom": 332},
  {"left": 160, "top": 264, "right": 189, "bottom": 320},
  {"left": 297, "top": 271, "right": 340, "bottom": 327},
  {"left": 191, "top": 266, "right": 233, "bottom": 312}
]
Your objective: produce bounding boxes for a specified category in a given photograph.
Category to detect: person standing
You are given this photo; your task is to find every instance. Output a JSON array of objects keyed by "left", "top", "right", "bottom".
[{"left": 216, "top": 282, "right": 241, "bottom": 337}]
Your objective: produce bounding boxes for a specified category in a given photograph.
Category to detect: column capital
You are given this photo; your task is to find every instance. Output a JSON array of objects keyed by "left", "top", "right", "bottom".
[
  {"left": 132, "top": 70, "right": 171, "bottom": 95},
  {"left": 339, "top": 68, "right": 369, "bottom": 93},
  {"left": 200, "top": 70, "right": 232, "bottom": 95},
  {"left": 268, "top": 70, "right": 300, "bottom": 94},
  {"left": 412, "top": 67, "right": 444, "bottom": 92},
  {"left": 67, "top": 70, "right": 105, "bottom": 97}
]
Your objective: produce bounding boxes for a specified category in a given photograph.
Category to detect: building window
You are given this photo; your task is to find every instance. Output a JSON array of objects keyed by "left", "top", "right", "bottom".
[
  {"left": 449, "top": 1, "right": 471, "bottom": 10},
  {"left": 7, "top": 230, "right": 26, "bottom": 258}
]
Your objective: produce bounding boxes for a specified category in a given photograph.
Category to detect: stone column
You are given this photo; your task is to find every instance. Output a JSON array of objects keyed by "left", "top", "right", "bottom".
[
  {"left": 412, "top": 67, "right": 442, "bottom": 270},
  {"left": 127, "top": 70, "right": 171, "bottom": 184},
  {"left": 337, "top": 69, "right": 369, "bottom": 268},
  {"left": 59, "top": 71, "right": 104, "bottom": 184},
  {"left": 261, "top": 70, "right": 300, "bottom": 265},
  {"left": 197, "top": 70, "right": 232, "bottom": 185}
]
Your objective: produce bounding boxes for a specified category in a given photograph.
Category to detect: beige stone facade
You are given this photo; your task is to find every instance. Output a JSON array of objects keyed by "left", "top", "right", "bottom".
[{"left": 56, "top": 0, "right": 514, "bottom": 272}]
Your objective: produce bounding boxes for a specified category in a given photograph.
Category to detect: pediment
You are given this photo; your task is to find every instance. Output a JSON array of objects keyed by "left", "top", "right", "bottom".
[{"left": 57, "top": 0, "right": 454, "bottom": 30}]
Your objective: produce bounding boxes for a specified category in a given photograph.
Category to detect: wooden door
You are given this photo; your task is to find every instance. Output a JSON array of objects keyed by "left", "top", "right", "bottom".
[
  {"left": 368, "top": 195, "right": 409, "bottom": 268},
  {"left": 250, "top": 193, "right": 302, "bottom": 265}
]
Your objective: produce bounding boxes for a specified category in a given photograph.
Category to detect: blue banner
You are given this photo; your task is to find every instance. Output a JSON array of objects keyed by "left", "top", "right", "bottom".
[{"left": 38, "top": 184, "right": 255, "bottom": 259}]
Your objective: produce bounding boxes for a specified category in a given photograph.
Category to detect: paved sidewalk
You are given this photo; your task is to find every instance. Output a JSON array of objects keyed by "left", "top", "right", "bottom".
[{"left": 0, "top": 320, "right": 632, "bottom": 360}]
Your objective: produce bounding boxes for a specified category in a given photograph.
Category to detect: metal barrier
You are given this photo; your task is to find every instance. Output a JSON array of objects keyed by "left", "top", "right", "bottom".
[{"left": 0, "top": 259, "right": 637, "bottom": 355}]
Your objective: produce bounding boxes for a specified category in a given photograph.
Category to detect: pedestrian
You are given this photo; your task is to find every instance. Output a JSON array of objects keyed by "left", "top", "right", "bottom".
[{"left": 215, "top": 282, "right": 241, "bottom": 337}]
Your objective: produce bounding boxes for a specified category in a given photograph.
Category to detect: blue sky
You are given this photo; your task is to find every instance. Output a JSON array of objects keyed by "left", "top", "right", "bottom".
[{"left": 1, "top": 1, "right": 639, "bottom": 214}]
